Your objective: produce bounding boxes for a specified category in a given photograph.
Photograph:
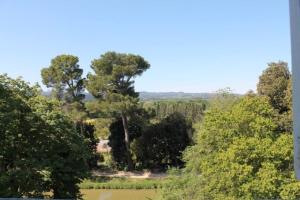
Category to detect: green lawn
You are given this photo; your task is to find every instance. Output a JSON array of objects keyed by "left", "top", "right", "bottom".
[{"left": 80, "top": 176, "right": 167, "bottom": 190}]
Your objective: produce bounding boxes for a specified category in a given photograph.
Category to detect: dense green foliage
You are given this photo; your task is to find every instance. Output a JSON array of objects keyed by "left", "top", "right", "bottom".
[
  {"left": 160, "top": 63, "right": 297, "bottom": 200},
  {"left": 3, "top": 50, "right": 296, "bottom": 200},
  {"left": 40, "top": 52, "right": 206, "bottom": 173},
  {"left": 86, "top": 52, "right": 150, "bottom": 170},
  {"left": 108, "top": 118, "right": 144, "bottom": 170},
  {"left": 42, "top": 54, "right": 88, "bottom": 124},
  {"left": 107, "top": 110, "right": 192, "bottom": 171},
  {"left": 161, "top": 96, "right": 299, "bottom": 200},
  {"left": 41, "top": 54, "right": 85, "bottom": 103},
  {"left": 85, "top": 117, "right": 113, "bottom": 139},
  {"left": 41, "top": 54, "right": 88, "bottom": 129},
  {"left": 0, "top": 75, "right": 90, "bottom": 199},
  {"left": 133, "top": 113, "right": 192, "bottom": 170},
  {"left": 257, "top": 61, "right": 292, "bottom": 133},
  {"left": 257, "top": 61, "right": 291, "bottom": 113},
  {"left": 41, "top": 55, "right": 99, "bottom": 171},
  {"left": 76, "top": 122, "right": 100, "bottom": 169}
]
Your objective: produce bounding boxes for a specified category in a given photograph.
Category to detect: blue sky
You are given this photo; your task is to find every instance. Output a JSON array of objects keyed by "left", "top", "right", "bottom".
[{"left": 0, "top": 0, "right": 291, "bottom": 94}]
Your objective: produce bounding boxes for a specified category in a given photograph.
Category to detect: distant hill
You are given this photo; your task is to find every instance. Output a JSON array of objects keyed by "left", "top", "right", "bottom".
[{"left": 43, "top": 91, "right": 237, "bottom": 101}]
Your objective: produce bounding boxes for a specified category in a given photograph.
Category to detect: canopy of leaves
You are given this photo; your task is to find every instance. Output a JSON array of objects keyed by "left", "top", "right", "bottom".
[
  {"left": 132, "top": 113, "right": 192, "bottom": 170},
  {"left": 41, "top": 54, "right": 85, "bottom": 103},
  {"left": 160, "top": 96, "right": 299, "bottom": 200},
  {"left": 86, "top": 51, "right": 150, "bottom": 114},
  {"left": 257, "top": 61, "right": 291, "bottom": 113},
  {"left": 86, "top": 52, "right": 150, "bottom": 170},
  {"left": 0, "top": 74, "right": 90, "bottom": 199}
]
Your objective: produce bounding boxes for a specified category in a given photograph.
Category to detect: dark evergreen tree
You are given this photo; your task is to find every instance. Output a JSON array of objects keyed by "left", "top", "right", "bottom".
[{"left": 87, "top": 51, "right": 150, "bottom": 170}]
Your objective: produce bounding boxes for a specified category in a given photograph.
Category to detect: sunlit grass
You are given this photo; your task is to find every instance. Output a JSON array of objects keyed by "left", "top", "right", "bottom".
[{"left": 80, "top": 176, "right": 167, "bottom": 190}]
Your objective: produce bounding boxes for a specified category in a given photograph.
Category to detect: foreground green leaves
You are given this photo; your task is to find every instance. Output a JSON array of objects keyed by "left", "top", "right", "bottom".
[
  {"left": 160, "top": 96, "right": 299, "bottom": 200},
  {"left": 0, "top": 74, "right": 90, "bottom": 199}
]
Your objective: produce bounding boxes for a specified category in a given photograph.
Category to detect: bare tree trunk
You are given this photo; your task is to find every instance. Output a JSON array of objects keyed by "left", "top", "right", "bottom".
[{"left": 121, "top": 112, "right": 134, "bottom": 171}]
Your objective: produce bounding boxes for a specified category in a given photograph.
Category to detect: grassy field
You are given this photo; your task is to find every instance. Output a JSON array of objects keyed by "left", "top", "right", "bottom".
[{"left": 80, "top": 176, "right": 167, "bottom": 190}]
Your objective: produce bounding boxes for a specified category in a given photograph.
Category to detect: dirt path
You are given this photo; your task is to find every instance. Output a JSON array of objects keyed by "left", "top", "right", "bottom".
[{"left": 92, "top": 170, "right": 167, "bottom": 179}]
